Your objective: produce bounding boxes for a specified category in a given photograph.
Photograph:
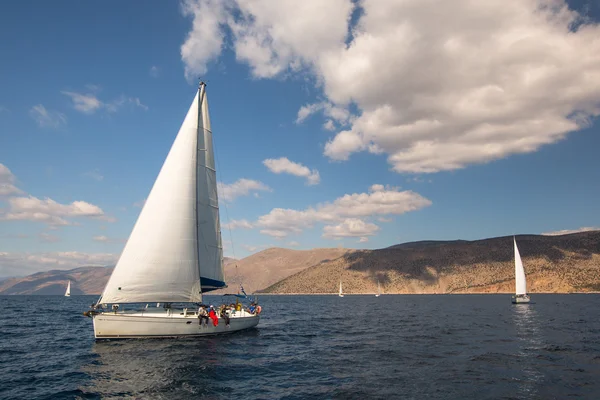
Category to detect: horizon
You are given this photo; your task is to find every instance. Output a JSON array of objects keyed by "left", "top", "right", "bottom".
[{"left": 1, "top": 0, "right": 600, "bottom": 278}]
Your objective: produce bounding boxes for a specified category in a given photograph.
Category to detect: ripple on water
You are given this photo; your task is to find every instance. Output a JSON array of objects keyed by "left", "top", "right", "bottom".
[{"left": 1, "top": 294, "right": 600, "bottom": 399}]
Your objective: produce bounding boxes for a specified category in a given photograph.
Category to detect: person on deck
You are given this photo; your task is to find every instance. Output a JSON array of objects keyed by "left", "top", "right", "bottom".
[
  {"left": 219, "top": 304, "right": 230, "bottom": 327},
  {"left": 198, "top": 305, "right": 209, "bottom": 326},
  {"left": 208, "top": 306, "right": 219, "bottom": 326}
]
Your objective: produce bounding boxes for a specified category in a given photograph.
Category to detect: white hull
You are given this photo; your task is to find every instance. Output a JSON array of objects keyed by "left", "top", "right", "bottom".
[
  {"left": 93, "top": 309, "right": 259, "bottom": 339},
  {"left": 512, "top": 295, "right": 531, "bottom": 304}
]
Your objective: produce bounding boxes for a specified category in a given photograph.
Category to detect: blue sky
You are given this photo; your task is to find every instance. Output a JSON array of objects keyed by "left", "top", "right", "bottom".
[{"left": 1, "top": 0, "right": 599, "bottom": 277}]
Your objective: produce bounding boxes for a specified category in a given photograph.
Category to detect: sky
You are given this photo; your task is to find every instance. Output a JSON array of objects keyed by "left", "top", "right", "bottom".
[{"left": 1, "top": 0, "right": 600, "bottom": 278}]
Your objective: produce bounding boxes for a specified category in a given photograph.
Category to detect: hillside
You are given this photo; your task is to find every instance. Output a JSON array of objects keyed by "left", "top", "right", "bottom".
[
  {"left": 0, "top": 250, "right": 349, "bottom": 295},
  {"left": 212, "top": 247, "right": 351, "bottom": 294},
  {"left": 262, "top": 231, "right": 600, "bottom": 294},
  {"left": 0, "top": 266, "right": 113, "bottom": 295}
]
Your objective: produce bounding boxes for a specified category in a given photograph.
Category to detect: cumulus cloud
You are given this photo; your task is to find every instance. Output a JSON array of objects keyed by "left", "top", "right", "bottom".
[
  {"left": 263, "top": 157, "right": 320, "bottom": 185},
  {"left": 218, "top": 178, "right": 272, "bottom": 202},
  {"left": 29, "top": 105, "right": 67, "bottom": 128},
  {"left": 0, "top": 164, "right": 24, "bottom": 196},
  {"left": 257, "top": 184, "right": 431, "bottom": 237},
  {"left": 542, "top": 227, "right": 600, "bottom": 236},
  {"left": 0, "top": 251, "right": 118, "bottom": 278},
  {"left": 222, "top": 219, "right": 254, "bottom": 230},
  {"left": 180, "top": 0, "right": 600, "bottom": 174},
  {"left": 323, "top": 218, "right": 380, "bottom": 239},
  {"left": 0, "top": 196, "right": 115, "bottom": 226},
  {"left": 180, "top": 0, "right": 227, "bottom": 80},
  {"left": 62, "top": 90, "right": 147, "bottom": 114},
  {"left": 358, "top": 237, "right": 369, "bottom": 243}
]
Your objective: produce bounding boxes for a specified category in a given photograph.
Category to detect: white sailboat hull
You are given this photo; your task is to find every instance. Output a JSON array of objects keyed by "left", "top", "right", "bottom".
[
  {"left": 511, "top": 295, "right": 531, "bottom": 304},
  {"left": 92, "top": 310, "right": 259, "bottom": 339}
]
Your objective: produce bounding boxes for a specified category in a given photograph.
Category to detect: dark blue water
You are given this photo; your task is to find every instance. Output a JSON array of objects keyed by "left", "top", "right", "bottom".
[{"left": 1, "top": 294, "right": 599, "bottom": 399}]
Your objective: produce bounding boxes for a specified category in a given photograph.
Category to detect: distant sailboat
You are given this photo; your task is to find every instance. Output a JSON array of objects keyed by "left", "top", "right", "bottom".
[
  {"left": 87, "top": 82, "right": 260, "bottom": 339},
  {"left": 511, "top": 237, "right": 531, "bottom": 304},
  {"left": 375, "top": 281, "right": 381, "bottom": 297},
  {"left": 338, "top": 281, "right": 344, "bottom": 297},
  {"left": 65, "top": 280, "right": 71, "bottom": 297}
]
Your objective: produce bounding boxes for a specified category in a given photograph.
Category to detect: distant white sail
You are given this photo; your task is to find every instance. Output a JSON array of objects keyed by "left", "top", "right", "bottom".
[
  {"left": 339, "top": 281, "right": 344, "bottom": 297},
  {"left": 100, "top": 87, "right": 222, "bottom": 304},
  {"left": 514, "top": 238, "right": 527, "bottom": 295},
  {"left": 65, "top": 280, "right": 71, "bottom": 297}
]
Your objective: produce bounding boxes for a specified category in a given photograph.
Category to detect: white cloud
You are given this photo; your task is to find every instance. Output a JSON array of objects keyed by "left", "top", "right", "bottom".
[
  {"left": 62, "top": 91, "right": 147, "bottom": 114},
  {"left": 222, "top": 219, "right": 254, "bottom": 230},
  {"left": 257, "top": 184, "right": 431, "bottom": 237},
  {"left": 39, "top": 232, "right": 60, "bottom": 243},
  {"left": 180, "top": 0, "right": 600, "bottom": 174},
  {"left": 105, "top": 95, "right": 149, "bottom": 113},
  {"left": 0, "top": 164, "right": 24, "bottom": 196},
  {"left": 180, "top": 0, "right": 227, "bottom": 80},
  {"left": 149, "top": 65, "right": 160, "bottom": 78},
  {"left": 81, "top": 169, "right": 104, "bottom": 181},
  {"left": 29, "top": 105, "right": 67, "bottom": 128},
  {"left": 259, "top": 229, "right": 289, "bottom": 239},
  {"left": 323, "top": 218, "right": 379, "bottom": 238},
  {"left": 93, "top": 235, "right": 110, "bottom": 242},
  {"left": 0, "top": 251, "right": 118, "bottom": 278},
  {"left": 296, "top": 103, "right": 322, "bottom": 124},
  {"left": 0, "top": 196, "right": 114, "bottom": 226},
  {"left": 218, "top": 178, "right": 272, "bottom": 202},
  {"left": 243, "top": 244, "right": 258, "bottom": 252},
  {"left": 542, "top": 227, "right": 600, "bottom": 236},
  {"left": 358, "top": 237, "right": 369, "bottom": 243},
  {"left": 295, "top": 102, "right": 351, "bottom": 125},
  {"left": 377, "top": 217, "right": 392, "bottom": 223},
  {"left": 263, "top": 157, "right": 320, "bottom": 185},
  {"left": 323, "top": 120, "right": 336, "bottom": 131},
  {"left": 61, "top": 91, "right": 103, "bottom": 114}
]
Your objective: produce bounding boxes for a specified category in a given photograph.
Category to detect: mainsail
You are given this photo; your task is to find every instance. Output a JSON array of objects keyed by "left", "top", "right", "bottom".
[
  {"left": 65, "top": 280, "right": 71, "bottom": 297},
  {"left": 514, "top": 237, "right": 527, "bottom": 295},
  {"left": 99, "top": 83, "right": 224, "bottom": 304}
]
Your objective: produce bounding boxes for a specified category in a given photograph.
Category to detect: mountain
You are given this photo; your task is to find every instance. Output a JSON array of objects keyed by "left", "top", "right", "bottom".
[
  {"left": 3, "top": 231, "right": 599, "bottom": 296},
  {"left": 212, "top": 247, "right": 351, "bottom": 294},
  {"left": 0, "top": 266, "right": 113, "bottom": 295},
  {"left": 262, "top": 231, "right": 600, "bottom": 294}
]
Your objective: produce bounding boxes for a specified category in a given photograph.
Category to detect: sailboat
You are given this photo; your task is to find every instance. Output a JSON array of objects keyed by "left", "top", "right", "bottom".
[
  {"left": 375, "top": 280, "right": 381, "bottom": 297},
  {"left": 338, "top": 281, "right": 344, "bottom": 297},
  {"left": 88, "top": 82, "right": 260, "bottom": 339},
  {"left": 511, "top": 237, "right": 530, "bottom": 304},
  {"left": 65, "top": 280, "right": 71, "bottom": 297}
]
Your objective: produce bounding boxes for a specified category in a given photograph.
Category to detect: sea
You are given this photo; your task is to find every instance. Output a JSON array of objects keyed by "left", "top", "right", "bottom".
[{"left": 0, "top": 294, "right": 599, "bottom": 400}]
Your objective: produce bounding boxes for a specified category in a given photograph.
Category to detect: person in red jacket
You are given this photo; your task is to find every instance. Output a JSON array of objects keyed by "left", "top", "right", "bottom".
[{"left": 208, "top": 306, "right": 219, "bottom": 327}]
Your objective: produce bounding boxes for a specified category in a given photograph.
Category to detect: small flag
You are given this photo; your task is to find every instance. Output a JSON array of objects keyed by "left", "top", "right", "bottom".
[{"left": 240, "top": 284, "right": 247, "bottom": 296}]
